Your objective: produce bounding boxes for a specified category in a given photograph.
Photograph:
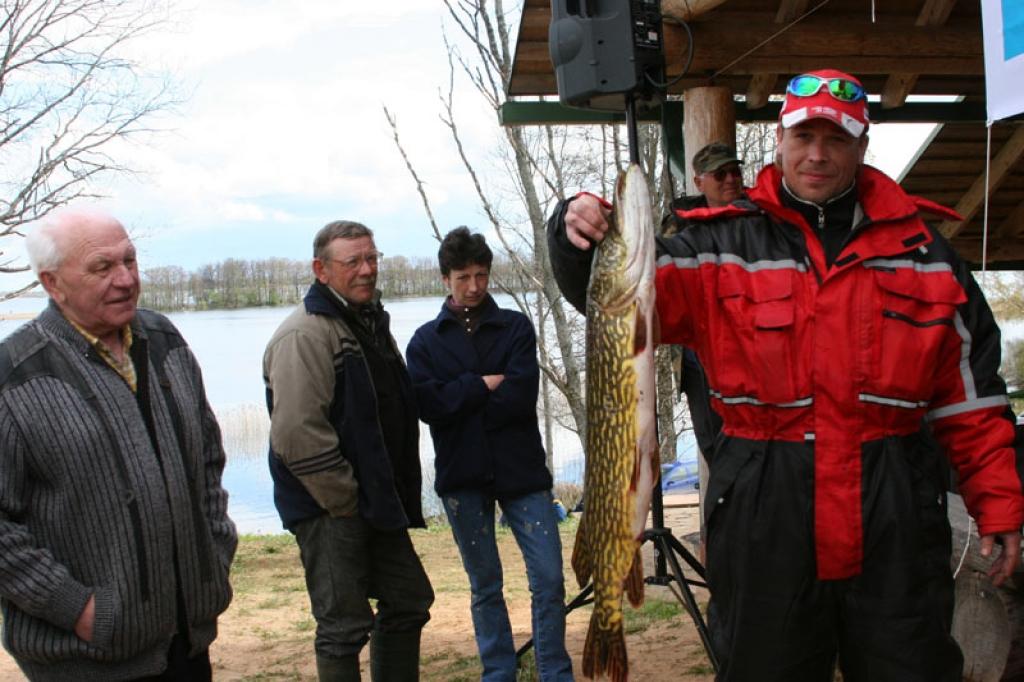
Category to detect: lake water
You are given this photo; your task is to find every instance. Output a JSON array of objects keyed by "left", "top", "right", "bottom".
[
  {"left": 3, "top": 294, "right": 1022, "bottom": 535},
  {"left": 0, "top": 294, "right": 588, "bottom": 534}
]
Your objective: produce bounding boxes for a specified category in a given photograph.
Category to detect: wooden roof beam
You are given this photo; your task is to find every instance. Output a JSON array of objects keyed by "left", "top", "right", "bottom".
[
  {"left": 949, "top": 236, "right": 1024, "bottom": 265},
  {"left": 995, "top": 197, "right": 1024, "bottom": 239},
  {"left": 881, "top": 0, "right": 958, "bottom": 109},
  {"left": 939, "top": 125, "right": 1024, "bottom": 238},
  {"left": 659, "top": 20, "right": 980, "bottom": 76},
  {"left": 746, "top": 73, "right": 778, "bottom": 109},
  {"left": 745, "top": 0, "right": 808, "bottom": 109}
]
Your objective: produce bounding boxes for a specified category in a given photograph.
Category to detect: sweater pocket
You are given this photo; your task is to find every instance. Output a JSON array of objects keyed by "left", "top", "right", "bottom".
[{"left": 2, "top": 586, "right": 130, "bottom": 664}]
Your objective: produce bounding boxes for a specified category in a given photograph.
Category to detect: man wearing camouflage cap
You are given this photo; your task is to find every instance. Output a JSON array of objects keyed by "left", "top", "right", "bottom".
[
  {"left": 690, "top": 141, "right": 744, "bottom": 209},
  {"left": 546, "top": 68, "right": 1024, "bottom": 681}
]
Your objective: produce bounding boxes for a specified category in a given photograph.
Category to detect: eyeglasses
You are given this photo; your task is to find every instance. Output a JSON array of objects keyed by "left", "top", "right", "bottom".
[
  {"left": 326, "top": 251, "right": 383, "bottom": 270},
  {"left": 786, "top": 74, "right": 866, "bottom": 103},
  {"left": 705, "top": 166, "right": 742, "bottom": 182}
]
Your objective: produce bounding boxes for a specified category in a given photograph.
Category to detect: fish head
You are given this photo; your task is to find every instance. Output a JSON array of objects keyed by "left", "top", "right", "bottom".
[{"left": 588, "top": 164, "right": 657, "bottom": 315}]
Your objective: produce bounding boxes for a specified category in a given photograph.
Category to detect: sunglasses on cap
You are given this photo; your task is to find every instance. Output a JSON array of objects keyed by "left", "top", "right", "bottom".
[
  {"left": 704, "top": 166, "right": 742, "bottom": 182},
  {"left": 786, "top": 74, "right": 866, "bottom": 103}
]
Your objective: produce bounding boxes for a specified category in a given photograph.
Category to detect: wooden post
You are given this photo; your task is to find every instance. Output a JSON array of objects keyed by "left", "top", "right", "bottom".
[
  {"left": 681, "top": 85, "right": 735, "bottom": 552},
  {"left": 682, "top": 86, "right": 736, "bottom": 195},
  {"left": 948, "top": 494, "right": 1024, "bottom": 681}
]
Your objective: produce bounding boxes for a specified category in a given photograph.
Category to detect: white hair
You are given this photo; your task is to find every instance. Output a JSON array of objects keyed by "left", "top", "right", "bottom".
[
  {"left": 25, "top": 218, "right": 65, "bottom": 276},
  {"left": 25, "top": 209, "right": 124, "bottom": 276}
]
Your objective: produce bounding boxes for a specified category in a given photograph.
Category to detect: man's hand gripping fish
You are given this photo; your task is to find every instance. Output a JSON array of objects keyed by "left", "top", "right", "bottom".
[{"left": 574, "top": 163, "right": 659, "bottom": 681}]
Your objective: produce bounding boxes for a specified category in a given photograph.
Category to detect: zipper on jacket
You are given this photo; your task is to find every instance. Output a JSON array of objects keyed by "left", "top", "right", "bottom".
[{"left": 882, "top": 309, "right": 954, "bottom": 328}]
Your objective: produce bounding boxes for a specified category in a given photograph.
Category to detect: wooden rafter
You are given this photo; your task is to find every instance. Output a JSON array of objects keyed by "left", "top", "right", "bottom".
[
  {"left": 939, "top": 125, "right": 1024, "bottom": 238},
  {"left": 745, "top": 73, "right": 778, "bottom": 109},
  {"left": 995, "top": 197, "right": 1024, "bottom": 239},
  {"left": 745, "top": 0, "right": 808, "bottom": 109},
  {"left": 667, "top": 18, "right": 978, "bottom": 77},
  {"left": 880, "top": 0, "right": 958, "bottom": 108}
]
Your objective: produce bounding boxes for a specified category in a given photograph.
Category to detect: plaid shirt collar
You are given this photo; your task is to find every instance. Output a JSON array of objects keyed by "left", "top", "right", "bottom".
[{"left": 68, "top": 321, "right": 137, "bottom": 393}]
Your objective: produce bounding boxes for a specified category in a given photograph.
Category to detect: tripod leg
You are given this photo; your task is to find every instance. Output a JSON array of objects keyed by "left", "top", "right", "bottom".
[
  {"left": 656, "top": 535, "right": 720, "bottom": 673},
  {"left": 664, "top": 533, "right": 708, "bottom": 583}
]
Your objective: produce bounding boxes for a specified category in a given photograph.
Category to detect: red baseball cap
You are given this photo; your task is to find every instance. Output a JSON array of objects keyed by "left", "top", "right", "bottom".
[{"left": 779, "top": 69, "right": 869, "bottom": 138}]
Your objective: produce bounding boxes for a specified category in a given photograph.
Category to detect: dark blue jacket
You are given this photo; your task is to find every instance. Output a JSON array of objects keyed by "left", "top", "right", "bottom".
[
  {"left": 266, "top": 283, "right": 424, "bottom": 532},
  {"left": 406, "top": 295, "right": 553, "bottom": 497}
]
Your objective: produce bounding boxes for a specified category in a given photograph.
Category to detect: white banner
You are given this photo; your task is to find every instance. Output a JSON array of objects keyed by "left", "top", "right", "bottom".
[{"left": 982, "top": 0, "right": 1024, "bottom": 122}]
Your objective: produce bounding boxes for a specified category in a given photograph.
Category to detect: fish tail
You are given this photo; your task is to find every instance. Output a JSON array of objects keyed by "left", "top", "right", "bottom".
[
  {"left": 571, "top": 514, "right": 593, "bottom": 589},
  {"left": 624, "top": 547, "right": 644, "bottom": 608},
  {"left": 582, "top": 613, "right": 629, "bottom": 682}
]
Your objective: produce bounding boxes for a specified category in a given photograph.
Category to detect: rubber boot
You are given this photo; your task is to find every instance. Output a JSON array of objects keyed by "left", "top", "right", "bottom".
[
  {"left": 316, "top": 653, "right": 361, "bottom": 682},
  {"left": 369, "top": 631, "right": 421, "bottom": 682}
]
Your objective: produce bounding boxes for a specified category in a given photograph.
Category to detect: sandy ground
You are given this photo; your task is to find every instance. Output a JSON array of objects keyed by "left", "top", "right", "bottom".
[{"left": 0, "top": 497, "right": 713, "bottom": 681}]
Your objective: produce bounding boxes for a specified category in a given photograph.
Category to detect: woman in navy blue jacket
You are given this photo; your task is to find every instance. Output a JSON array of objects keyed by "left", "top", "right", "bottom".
[{"left": 406, "top": 227, "right": 573, "bottom": 682}]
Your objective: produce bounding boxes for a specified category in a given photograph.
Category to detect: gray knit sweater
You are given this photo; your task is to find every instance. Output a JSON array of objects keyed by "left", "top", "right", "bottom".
[{"left": 0, "top": 304, "right": 237, "bottom": 681}]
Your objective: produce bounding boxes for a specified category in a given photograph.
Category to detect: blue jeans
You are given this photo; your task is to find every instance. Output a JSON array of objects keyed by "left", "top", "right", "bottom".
[{"left": 444, "top": 489, "right": 574, "bottom": 682}]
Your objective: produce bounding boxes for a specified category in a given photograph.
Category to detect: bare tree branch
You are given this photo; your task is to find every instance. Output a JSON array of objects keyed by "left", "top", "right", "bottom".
[
  {"left": 0, "top": 0, "right": 180, "bottom": 282},
  {"left": 382, "top": 105, "right": 443, "bottom": 243}
]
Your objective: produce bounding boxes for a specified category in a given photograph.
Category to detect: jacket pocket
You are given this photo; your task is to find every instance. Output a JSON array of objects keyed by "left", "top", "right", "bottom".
[
  {"left": 711, "top": 270, "right": 801, "bottom": 404},
  {"left": 868, "top": 270, "right": 966, "bottom": 404}
]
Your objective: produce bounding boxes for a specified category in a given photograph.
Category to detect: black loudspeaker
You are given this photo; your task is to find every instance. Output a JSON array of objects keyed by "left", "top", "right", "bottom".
[{"left": 549, "top": 0, "right": 665, "bottom": 111}]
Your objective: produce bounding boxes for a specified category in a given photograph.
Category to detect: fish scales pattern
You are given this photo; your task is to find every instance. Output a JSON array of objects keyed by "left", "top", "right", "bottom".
[{"left": 575, "top": 164, "right": 657, "bottom": 682}]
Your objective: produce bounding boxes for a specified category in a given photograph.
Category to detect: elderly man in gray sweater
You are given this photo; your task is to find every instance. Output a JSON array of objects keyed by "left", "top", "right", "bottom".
[{"left": 0, "top": 209, "right": 237, "bottom": 681}]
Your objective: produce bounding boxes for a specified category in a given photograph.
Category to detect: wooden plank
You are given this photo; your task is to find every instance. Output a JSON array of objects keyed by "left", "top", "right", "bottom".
[
  {"left": 881, "top": 0, "right": 959, "bottom": 108},
  {"left": 745, "top": 0, "right": 808, "bottom": 108},
  {"left": 949, "top": 237, "right": 1024, "bottom": 263},
  {"left": 882, "top": 73, "right": 919, "bottom": 109},
  {"left": 662, "top": 0, "right": 728, "bottom": 21},
  {"left": 775, "top": 0, "right": 810, "bottom": 22},
  {"left": 995, "top": 198, "right": 1024, "bottom": 238},
  {"left": 661, "top": 20, "right": 982, "bottom": 70},
  {"left": 917, "top": 142, "right": 998, "bottom": 157},
  {"left": 916, "top": 0, "right": 959, "bottom": 26},
  {"left": 516, "top": 5, "right": 550, "bottom": 42},
  {"left": 745, "top": 72, "right": 777, "bottom": 109},
  {"left": 940, "top": 125, "right": 1024, "bottom": 238},
  {"left": 912, "top": 158, "right": 986, "bottom": 174}
]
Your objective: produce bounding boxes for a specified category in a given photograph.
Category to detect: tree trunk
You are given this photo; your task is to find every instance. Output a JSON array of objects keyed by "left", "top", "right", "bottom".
[{"left": 948, "top": 494, "right": 1024, "bottom": 682}]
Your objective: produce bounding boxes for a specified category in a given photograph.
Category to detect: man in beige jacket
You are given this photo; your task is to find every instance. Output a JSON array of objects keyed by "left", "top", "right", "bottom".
[{"left": 263, "top": 220, "right": 433, "bottom": 681}]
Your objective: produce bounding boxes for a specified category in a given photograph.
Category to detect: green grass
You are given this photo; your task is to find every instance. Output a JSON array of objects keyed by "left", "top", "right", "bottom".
[
  {"left": 516, "top": 649, "right": 538, "bottom": 681},
  {"left": 623, "top": 599, "right": 684, "bottom": 635},
  {"left": 422, "top": 649, "right": 482, "bottom": 681}
]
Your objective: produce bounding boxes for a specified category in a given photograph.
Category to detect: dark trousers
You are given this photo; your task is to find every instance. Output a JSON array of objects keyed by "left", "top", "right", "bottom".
[
  {"left": 705, "top": 434, "right": 963, "bottom": 682},
  {"left": 130, "top": 634, "right": 211, "bottom": 682},
  {"left": 294, "top": 513, "right": 434, "bottom": 659}
]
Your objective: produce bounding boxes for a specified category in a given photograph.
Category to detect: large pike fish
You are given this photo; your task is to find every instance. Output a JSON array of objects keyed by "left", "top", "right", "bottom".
[{"left": 574, "top": 163, "right": 659, "bottom": 681}]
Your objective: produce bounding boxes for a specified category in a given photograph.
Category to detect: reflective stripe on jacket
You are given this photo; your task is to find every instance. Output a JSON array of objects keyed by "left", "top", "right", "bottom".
[{"left": 655, "top": 163, "right": 1024, "bottom": 579}]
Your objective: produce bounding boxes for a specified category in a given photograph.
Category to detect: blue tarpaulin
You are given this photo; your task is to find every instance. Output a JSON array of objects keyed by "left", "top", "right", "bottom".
[{"left": 661, "top": 455, "right": 700, "bottom": 493}]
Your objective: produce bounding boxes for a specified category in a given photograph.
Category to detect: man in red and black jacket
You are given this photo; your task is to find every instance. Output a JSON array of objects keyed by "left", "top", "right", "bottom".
[{"left": 546, "top": 69, "right": 1024, "bottom": 682}]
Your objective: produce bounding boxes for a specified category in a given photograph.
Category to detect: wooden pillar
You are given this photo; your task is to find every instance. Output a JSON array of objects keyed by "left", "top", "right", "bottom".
[
  {"left": 682, "top": 85, "right": 735, "bottom": 553},
  {"left": 682, "top": 86, "right": 736, "bottom": 195},
  {"left": 948, "top": 494, "right": 1024, "bottom": 681}
]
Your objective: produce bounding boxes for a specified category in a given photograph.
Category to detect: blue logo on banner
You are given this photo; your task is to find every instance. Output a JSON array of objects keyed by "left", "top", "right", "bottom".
[{"left": 1005, "top": 0, "right": 1024, "bottom": 59}]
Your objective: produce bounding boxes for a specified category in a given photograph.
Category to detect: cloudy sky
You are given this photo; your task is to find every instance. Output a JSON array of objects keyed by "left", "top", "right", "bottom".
[
  {"left": 97, "top": 1, "right": 495, "bottom": 274},
  {"left": 9, "top": 1, "right": 936, "bottom": 287}
]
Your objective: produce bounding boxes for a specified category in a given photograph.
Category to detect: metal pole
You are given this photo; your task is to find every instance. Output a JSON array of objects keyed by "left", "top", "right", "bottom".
[{"left": 626, "top": 94, "right": 640, "bottom": 165}]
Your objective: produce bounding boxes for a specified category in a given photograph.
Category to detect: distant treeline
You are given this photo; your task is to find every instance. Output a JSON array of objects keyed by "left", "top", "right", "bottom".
[{"left": 139, "top": 255, "right": 520, "bottom": 311}]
